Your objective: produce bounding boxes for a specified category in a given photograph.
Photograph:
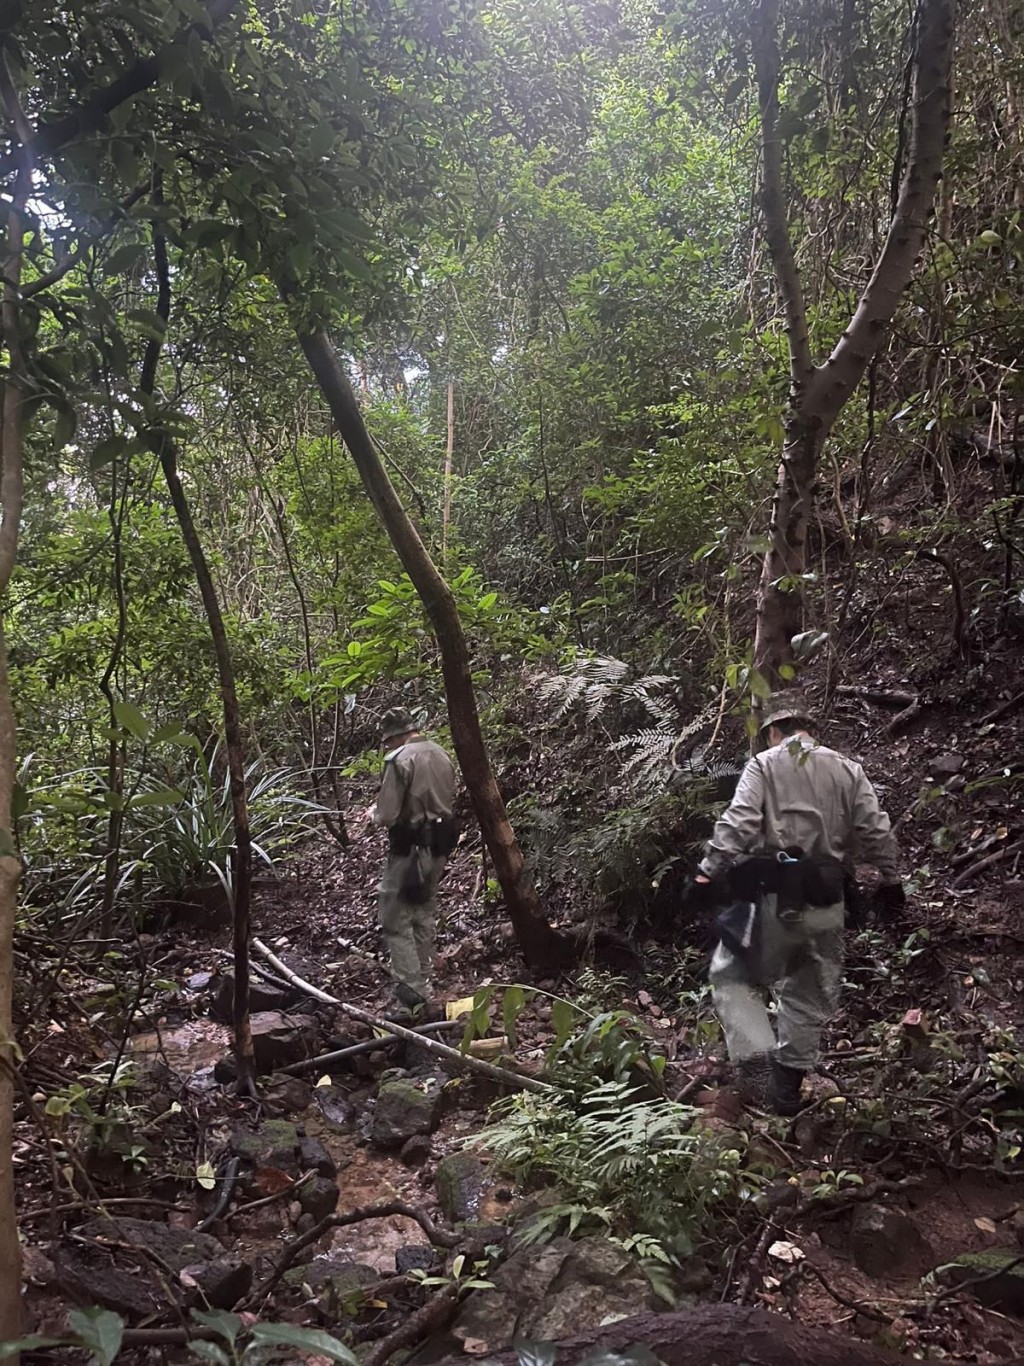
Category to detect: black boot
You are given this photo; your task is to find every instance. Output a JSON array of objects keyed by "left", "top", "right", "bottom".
[
  {"left": 735, "top": 1053, "right": 774, "bottom": 1108},
  {"left": 770, "top": 1061, "right": 807, "bottom": 1116}
]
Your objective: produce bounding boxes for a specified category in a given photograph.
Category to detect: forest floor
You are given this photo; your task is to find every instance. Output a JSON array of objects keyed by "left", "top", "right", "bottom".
[{"left": 12, "top": 628, "right": 1024, "bottom": 1363}]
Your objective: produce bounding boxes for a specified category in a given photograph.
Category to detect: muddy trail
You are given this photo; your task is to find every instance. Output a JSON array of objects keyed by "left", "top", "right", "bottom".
[{"left": 13, "top": 660, "right": 1024, "bottom": 1366}]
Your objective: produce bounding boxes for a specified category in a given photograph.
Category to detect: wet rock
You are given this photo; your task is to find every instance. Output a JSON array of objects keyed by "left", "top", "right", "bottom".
[
  {"left": 265, "top": 1073, "right": 314, "bottom": 1113},
  {"left": 250, "top": 1011, "right": 321, "bottom": 1072},
  {"left": 77, "top": 1217, "right": 223, "bottom": 1271},
  {"left": 232, "top": 1118, "right": 301, "bottom": 1173},
  {"left": 675, "top": 1256, "right": 713, "bottom": 1295},
  {"left": 299, "top": 1135, "right": 337, "bottom": 1179},
  {"left": 55, "top": 1244, "right": 160, "bottom": 1317},
  {"left": 181, "top": 1256, "right": 253, "bottom": 1309},
  {"left": 370, "top": 1079, "right": 443, "bottom": 1149},
  {"left": 297, "top": 1213, "right": 316, "bottom": 1235},
  {"left": 214, "top": 1055, "right": 238, "bottom": 1085},
  {"left": 210, "top": 973, "right": 301, "bottom": 1023},
  {"left": 435, "top": 1151, "right": 486, "bottom": 1223},
  {"left": 941, "top": 1249, "right": 1024, "bottom": 1315},
  {"left": 395, "top": 1244, "right": 438, "bottom": 1275},
  {"left": 400, "top": 1135, "right": 432, "bottom": 1167},
  {"left": 849, "top": 1204, "right": 933, "bottom": 1278},
  {"left": 451, "top": 1236, "right": 652, "bottom": 1353},
  {"left": 1011, "top": 1206, "right": 1024, "bottom": 1247},
  {"left": 284, "top": 1257, "right": 378, "bottom": 1317},
  {"left": 314, "top": 1083, "right": 355, "bottom": 1131},
  {"left": 299, "top": 1175, "right": 340, "bottom": 1223},
  {"left": 927, "top": 752, "right": 966, "bottom": 781}
]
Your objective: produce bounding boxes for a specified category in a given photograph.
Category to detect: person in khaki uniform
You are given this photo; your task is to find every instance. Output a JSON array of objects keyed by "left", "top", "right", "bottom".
[
  {"left": 694, "top": 693, "right": 904, "bottom": 1115},
  {"left": 370, "top": 708, "right": 458, "bottom": 1012}
]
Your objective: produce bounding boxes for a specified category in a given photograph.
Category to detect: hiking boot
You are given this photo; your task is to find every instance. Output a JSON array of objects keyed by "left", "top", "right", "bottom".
[
  {"left": 770, "top": 1061, "right": 807, "bottom": 1116},
  {"left": 734, "top": 1053, "right": 774, "bottom": 1107}
]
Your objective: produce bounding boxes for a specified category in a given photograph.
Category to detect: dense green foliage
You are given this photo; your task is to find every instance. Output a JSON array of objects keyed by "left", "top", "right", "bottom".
[{"left": 3, "top": 0, "right": 1022, "bottom": 930}]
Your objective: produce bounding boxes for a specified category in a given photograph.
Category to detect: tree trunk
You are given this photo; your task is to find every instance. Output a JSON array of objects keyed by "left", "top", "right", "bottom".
[
  {"left": 751, "top": 0, "right": 956, "bottom": 682},
  {"left": 478, "top": 1305, "right": 906, "bottom": 1366},
  {"left": 139, "top": 210, "right": 256, "bottom": 1095},
  {"left": 296, "top": 330, "right": 567, "bottom": 967},
  {"left": 0, "top": 50, "right": 32, "bottom": 1355}
]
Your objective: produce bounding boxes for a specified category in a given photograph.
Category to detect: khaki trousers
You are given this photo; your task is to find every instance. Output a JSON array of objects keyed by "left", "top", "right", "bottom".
[
  {"left": 377, "top": 849, "right": 447, "bottom": 1003},
  {"left": 709, "top": 896, "right": 844, "bottom": 1072}
]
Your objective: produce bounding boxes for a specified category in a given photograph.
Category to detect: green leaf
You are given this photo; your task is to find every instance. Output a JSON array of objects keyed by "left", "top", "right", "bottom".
[
  {"left": 551, "top": 998, "right": 575, "bottom": 1049},
  {"left": 103, "top": 242, "right": 147, "bottom": 276},
  {"left": 0, "top": 1337, "right": 68, "bottom": 1358},
  {"left": 112, "top": 699, "right": 151, "bottom": 741},
  {"left": 126, "top": 787, "right": 184, "bottom": 809},
  {"left": 185, "top": 1343, "right": 232, "bottom": 1365},
  {"left": 502, "top": 985, "right": 526, "bottom": 1048},
  {"left": 90, "top": 434, "right": 130, "bottom": 470},
  {"left": 190, "top": 1309, "right": 243, "bottom": 1347},
  {"left": 247, "top": 1323, "right": 358, "bottom": 1362},
  {"left": 309, "top": 122, "right": 336, "bottom": 158},
  {"left": 67, "top": 1308, "right": 124, "bottom": 1366}
]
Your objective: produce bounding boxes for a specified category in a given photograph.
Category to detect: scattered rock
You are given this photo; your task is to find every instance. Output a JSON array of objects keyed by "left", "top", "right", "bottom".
[
  {"left": 265, "top": 1073, "right": 314, "bottom": 1113},
  {"left": 370, "top": 1078, "right": 443, "bottom": 1149},
  {"left": 284, "top": 1257, "right": 378, "bottom": 1318},
  {"left": 299, "top": 1134, "right": 338, "bottom": 1178},
  {"left": 395, "top": 1244, "right": 438, "bottom": 1275},
  {"left": 180, "top": 1256, "right": 253, "bottom": 1309},
  {"left": 940, "top": 1249, "right": 1024, "bottom": 1315},
  {"left": 315, "top": 1083, "right": 355, "bottom": 1131},
  {"left": 77, "top": 1217, "right": 224, "bottom": 1272},
  {"left": 250, "top": 1011, "right": 321, "bottom": 1072},
  {"left": 927, "top": 752, "right": 966, "bottom": 782},
  {"left": 435, "top": 1151, "right": 487, "bottom": 1223},
  {"left": 400, "top": 1135, "right": 432, "bottom": 1167},
  {"left": 299, "top": 1175, "right": 341, "bottom": 1223},
  {"left": 675, "top": 1256, "right": 713, "bottom": 1295},
  {"left": 849, "top": 1204, "right": 933, "bottom": 1279},
  {"left": 210, "top": 973, "right": 302, "bottom": 1023},
  {"left": 451, "top": 1236, "right": 653, "bottom": 1353},
  {"left": 232, "top": 1118, "right": 301, "bottom": 1174},
  {"left": 296, "top": 1213, "right": 316, "bottom": 1235}
]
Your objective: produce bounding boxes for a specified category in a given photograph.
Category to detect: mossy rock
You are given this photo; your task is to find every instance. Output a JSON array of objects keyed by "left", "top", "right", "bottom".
[
  {"left": 435, "top": 1151, "right": 486, "bottom": 1223},
  {"left": 370, "top": 1079, "right": 442, "bottom": 1149},
  {"left": 941, "top": 1249, "right": 1024, "bottom": 1315}
]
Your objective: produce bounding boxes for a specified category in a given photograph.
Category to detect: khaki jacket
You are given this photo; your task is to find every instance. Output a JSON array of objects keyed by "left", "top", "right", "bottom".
[
  {"left": 372, "top": 737, "right": 456, "bottom": 829},
  {"left": 699, "top": 735, "right": 899, "bottom": 883}
]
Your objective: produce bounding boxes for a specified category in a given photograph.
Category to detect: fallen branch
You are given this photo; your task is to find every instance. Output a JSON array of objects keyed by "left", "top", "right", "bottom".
[
  {"left": 250, "top": 1200, "right": 461, "bottom": 1304},
  {"left": 950, "top": 840, "right": 1023, "bottom": 889},
  {"left": 796, "top": 1261, "right": 893, "bottom": 1325},
  {"left": 834, "top": 685, "right": 924, "bottom": 735},
  {"left": 281, "top": 1020, "right": 463, "bottom": 1076},
  {"left": 228, "top": 1169, "right": 313, "bottom": 1220},
  {"left": 978, "top": 690, "right": 1024, "bottom": 726},
  {"left": 364, "top": 1284, "right": 459, "bottom": 1366},
  {"left": 738, "top": 1219, "right": 776, "bottom": 1305},
  {"left": 252, "top": 938, "right": 553, "bottom": 1095}
]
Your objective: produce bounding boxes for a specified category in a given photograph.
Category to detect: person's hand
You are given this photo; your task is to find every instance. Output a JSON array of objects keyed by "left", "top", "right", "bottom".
[{"left": 875, "top": 882, "right": 907, "bottom": 919}]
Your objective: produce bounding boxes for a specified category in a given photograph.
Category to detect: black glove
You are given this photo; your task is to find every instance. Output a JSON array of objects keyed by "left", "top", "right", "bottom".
[
  {"left": 683, "top": 875, "right": 721, "bottom": 912},
  {"left": 874, "top": 882, "right": 907, "bottom": 919}
]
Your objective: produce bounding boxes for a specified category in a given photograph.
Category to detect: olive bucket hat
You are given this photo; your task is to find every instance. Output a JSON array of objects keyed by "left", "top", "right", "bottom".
[
  {"left": 759, "top": 690, "right": 817, "bottom": 737},
  {"left": 380, "top": 707, "right": 417, "bottom": 744}
]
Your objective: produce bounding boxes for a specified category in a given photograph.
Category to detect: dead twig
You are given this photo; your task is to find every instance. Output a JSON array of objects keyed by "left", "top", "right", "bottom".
[
  {"left": 250, "top": 1200, "right": 460, "bottom": 1305},
  {"left": 797, "top": 1262, "right": 893, "bottom": 1325},
  {"left": 228, "top": 1169, "right": 313, "bottom": 1219},
  {"left": 951, "top": 840, "right": 1023, "bottom": 889},
  {"left": 978, "top": 690, "right": 1024, "bottom": 726},
  {"left": 252, "top": 938, "right": 554, "bottom": 1095},
  {"left": 280, "top": 1020, "right": 462, "bottom": 1076},
  {"left": 363, "top": 1284, "right": 459, "bottom": 1366},
  {"left": 738, "top": 1218, "right": 777, "bottom": 1305},
  {"left": 925, "top": 1252, "right": 1024, "bottom": 1315}
]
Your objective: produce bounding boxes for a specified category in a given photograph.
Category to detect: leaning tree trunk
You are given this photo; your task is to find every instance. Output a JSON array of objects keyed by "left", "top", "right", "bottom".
[
  {"left": 0, "top": 50, "right": 32, "bottom": 1355},
  {"left": 140, "top": 209, "right": 256, "bottom": 1096},
  {"left": 751, "top": 0, "right": 956, "bottom": 683},
  {"left": 296, "top": 330, "right": 567, "bottom": 967}
]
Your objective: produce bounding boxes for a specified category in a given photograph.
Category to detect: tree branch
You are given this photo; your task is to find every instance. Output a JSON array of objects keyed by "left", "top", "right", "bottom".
[
  {"left": 808, "top": 0, "right": 956, "bottom": 425},
  {"left": 22, "top": 184, "right": 150, "bottom": 299},
  {"left": 751, "top": 0, "right": 814, "bottom": 393},
  {"left": 0, "top": 0, "right": 240, "bottom": 177}
]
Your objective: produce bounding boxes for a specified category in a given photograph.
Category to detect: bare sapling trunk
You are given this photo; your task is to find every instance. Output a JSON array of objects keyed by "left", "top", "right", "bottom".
[
  {"left": 296, "top": 330, "right": 568, "bottom": 967},
  {"left": 140, "top": 207, "right": 256, "bottom": 1096},
  {"left": 0, "top": 49, "right": 32, "bottom": 1356},
  {"left": 751, "top": 0, "right": 956, "bottom": 683}
]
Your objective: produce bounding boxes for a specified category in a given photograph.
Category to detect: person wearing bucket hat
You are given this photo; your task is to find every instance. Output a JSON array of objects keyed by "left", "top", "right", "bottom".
[
  {"left": 369, "top": 708, "right": 458, "bottom": 1015},
  {"left": 691, "top": 690, "right": 904, "bottom": 1115}
]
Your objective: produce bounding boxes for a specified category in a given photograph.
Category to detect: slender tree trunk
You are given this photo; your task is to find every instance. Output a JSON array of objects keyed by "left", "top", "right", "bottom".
[
  {"left": 442, "top": 379, "right": 454, "bottom": 558},
  {"left": 751, "top": 0, "right": 956, "bottom": 682},
  {"left": 296, "top": 330, "right": 566, "bottom": 966},
  {"left": 140, "top": 208, "right": 256, "bottom": 1095},
  {"left": 0, "top": 49, "right": 32, "bottom": 1356}
]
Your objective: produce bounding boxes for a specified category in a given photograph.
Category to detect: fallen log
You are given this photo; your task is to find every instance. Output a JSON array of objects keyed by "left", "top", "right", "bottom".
[{"left": 455, "top": 1305, "right": 906, "bottom": 1366}]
